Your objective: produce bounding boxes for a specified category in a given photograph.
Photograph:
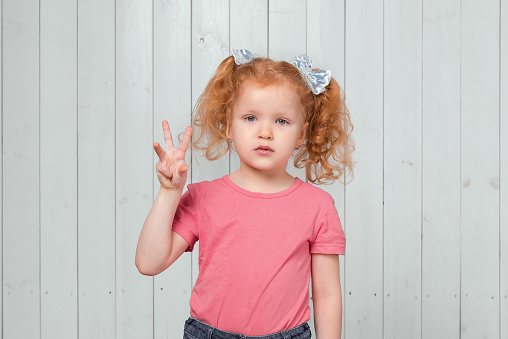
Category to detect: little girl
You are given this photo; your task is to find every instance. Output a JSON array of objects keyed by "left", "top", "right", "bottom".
[{"left": 135, "top": 49, "right": 354, "bottom": 339}]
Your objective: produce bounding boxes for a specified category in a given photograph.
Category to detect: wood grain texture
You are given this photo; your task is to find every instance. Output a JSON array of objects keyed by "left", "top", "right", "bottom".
[
  {"left": 421, "top": 1, "right": 461, "bottom": 338},
  {"left": 268, "top": 0, "right": 306, "bottom": 60},
  {"left": 40, "top": 0, "right": 78, "bottom": 337},
  {"left": 501, "top": 0, "right": 508, "bottom": 337},
  {"left": 0, "top": 0, "right": 3, "bottom": 334},
  {"left": 116, "top": 1, "right": 154, "bottom": 338},
  {"left": 0, "top": 2, "right": 506, "bottom": 338},
  {"left": 383, "top": 0, "right": 422, "bottom": 337},
  {"left": 2, "top": 0, "right": 41, "bottom": 337},
  {"left": 153, "top": 0, "right": 193, "bottom": 337},
  {"left": 77, "top": 0, "right": 116, "bottom": 337},
  {"left": 230, "top": 0, "right": 268, "bottom": 54},
  {"left": 460, "top": 0, "right": 500, "bottom": 338},
  {"left": 344, "top": 0, "right": 384, "bottom": 337}
]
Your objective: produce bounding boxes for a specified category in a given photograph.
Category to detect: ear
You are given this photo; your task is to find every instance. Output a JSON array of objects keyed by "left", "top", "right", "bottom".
[
  {"left": 297, "top": 122, "right": 309, "bottom": 147},
  {"left": 226, "top": 121, "right": 232, "bottom": 140}
]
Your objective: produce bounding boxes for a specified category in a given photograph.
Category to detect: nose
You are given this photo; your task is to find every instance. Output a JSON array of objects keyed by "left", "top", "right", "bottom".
[{"left": 257, "top": 122, "right": 273, "bottom": 140}]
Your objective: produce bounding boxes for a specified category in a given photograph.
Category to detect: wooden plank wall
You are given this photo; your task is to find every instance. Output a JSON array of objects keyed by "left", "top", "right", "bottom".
[
  {"left": 1, "top": 0, "right": 506, "bottom": 338},
  {"left": 78, "top": 0, "right": 116, "bottom": 337}
]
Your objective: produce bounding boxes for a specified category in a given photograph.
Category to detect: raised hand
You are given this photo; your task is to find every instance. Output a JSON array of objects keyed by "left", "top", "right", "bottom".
[{"left": 153, "top": 120, "right": 192, "bottom": 192}]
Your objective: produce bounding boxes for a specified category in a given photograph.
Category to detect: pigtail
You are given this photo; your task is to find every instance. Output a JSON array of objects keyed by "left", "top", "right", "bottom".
[
  {"left": 294, "top": 77, "right": 355, "bottom": 185},
  {"left": 191, "top": 55, "right": 237, "bottom": 161}
]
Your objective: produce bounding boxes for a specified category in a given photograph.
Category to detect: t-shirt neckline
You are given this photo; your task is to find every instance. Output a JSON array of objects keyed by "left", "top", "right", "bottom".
[{"left": 222, "top": 174, "right": 302, "bottom": 198}]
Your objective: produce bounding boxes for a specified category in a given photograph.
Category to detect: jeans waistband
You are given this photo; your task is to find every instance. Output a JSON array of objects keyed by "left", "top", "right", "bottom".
[{"left": 183, "top": 316, "right": 311, "bottom": 339}]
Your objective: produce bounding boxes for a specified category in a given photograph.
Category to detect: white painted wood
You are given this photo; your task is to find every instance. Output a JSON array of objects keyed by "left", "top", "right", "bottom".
[
  {"left": 384, "top": 0, "right": 422, "bottom": 338},
  {"left": 77, "top": 0, "right": 116, "bottom": 337},
  {"left": 460, "top": 0, "right": 500, "bottom": 338},
  {"left": 116, "top": 1, "right": 154, "bottom": 338},
  {"left": 268, "top": 0, "right": 307, "bottom": 181},
  {"left": 2, "top": 0, "right": 41, "bottom": 337},
  {"left": 268, "top": 0, "right": 306, "bottom": 60},
  {"left": 2, "top": 2, "right": 507, "bottom": 338},
  {"left": 153, "top": 0, "right": 193, "bottom": 337},
  {"left": 229, "top": 0, "right": 268, "bottom": 173},
  {"left": 307, "top": 1, "right": 346, "bottom": 336},
  {"left": 307, "top": 0, "right": 345, "bottom": 82},
  {"left": 421, "top": 1, "right": 461, "bottom": 338},
  {"left": 0, "top": 0, "right": 3, "bottom": 334},
  {"left": 343, "top": 0, "right": 384, "bottom": 337},
  {"left": 501, "top": 0, "right": 508, "bottom": 336},
  {"left": 191, "top": 0, "right": 230, "bottom": 288},
  {"left": 40, "top": 0, "right": 78, "bottom": 337},
  {"left": 230, "top": 0, "right": 268, "bottom": 54}
]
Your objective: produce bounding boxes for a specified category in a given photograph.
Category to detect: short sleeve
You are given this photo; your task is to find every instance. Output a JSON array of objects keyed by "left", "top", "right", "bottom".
[
  {"left": 172, "top": 185, "right": 199, "bottom": 252},
  {"left": 310, "top": 197, "right": 346, "bottom": 255}
]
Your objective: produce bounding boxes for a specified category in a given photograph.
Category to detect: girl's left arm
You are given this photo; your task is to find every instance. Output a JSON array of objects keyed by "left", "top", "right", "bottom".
[{"left": 311, "top": 253, "right": 342, "bottom": 339}]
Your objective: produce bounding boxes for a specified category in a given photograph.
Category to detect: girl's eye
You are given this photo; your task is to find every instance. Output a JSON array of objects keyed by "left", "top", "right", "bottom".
[
  {"left": 245, "top": 116, "right": 256, "bottom": 122},
  {"left": 276, "top": 119, "right": 289, "bottom": 125}
]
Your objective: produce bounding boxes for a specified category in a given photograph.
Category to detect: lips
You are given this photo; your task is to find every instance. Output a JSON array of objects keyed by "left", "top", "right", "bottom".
[
  {"left": 255, "top": 145, "right": 274, "bottom": 152},
  {"left": 254, "top": 145, "right": 274, "bottom": 156}
]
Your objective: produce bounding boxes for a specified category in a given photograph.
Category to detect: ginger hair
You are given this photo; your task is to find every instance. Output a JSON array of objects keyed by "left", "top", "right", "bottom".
[{"left": 191, "top": 55, "right": 355, "bottom": 184}]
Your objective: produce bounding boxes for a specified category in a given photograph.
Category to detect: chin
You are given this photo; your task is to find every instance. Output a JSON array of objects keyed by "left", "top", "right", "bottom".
[{"left": 245, "top": 162, "right": 287, "bottom": 173}]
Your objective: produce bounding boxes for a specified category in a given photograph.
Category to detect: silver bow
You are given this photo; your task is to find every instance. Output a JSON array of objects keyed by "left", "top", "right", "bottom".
[
  {"left": 232, "top": 49, "right": 256, "bottom": 65},
  {"left": 290, "top": 55, "right": 332, "bottom": 95}
]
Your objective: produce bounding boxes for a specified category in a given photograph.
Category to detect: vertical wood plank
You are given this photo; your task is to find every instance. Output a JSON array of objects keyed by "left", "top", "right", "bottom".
[
  {"left": 116, "top": 1, "right": 154, "bottom": 338},
  {"left": 153, "top": 0, "right": 192, "bottom": 337},
  {"left": 307, "top": 0, "right": 344, "bottom": 81},
  {"left": 460, "top": 0, "right": 500, "bottom": 338},
  {"left": 268, "top": 0, "right": 306, "bottom": 180},
  {"left": 2, "top": 0, "right": 40, "bottom": 337},
  {"left": 229, "top": 0, "right": 268, "bottom": 174},
  {"left": 77, "top": 0, "right": 116, "bottom": 337},
  {"left": 421, "top": 1, "right": 461, "bottom": 338},
  {"left": 230, "top": 0, "right": 267, "bottom": 54},
  {"left": 40, "top": 0, "right": 78, "bottom": 337},
  {"left": 501, "top": 0, "right": 508, "bottom": 336},
  {"left": 307, "top": 1, "right": 346, "bottom": 336},
  {"left": 191, "top": 0, "right": 230, "bottom": 287},
  {"left": 268, "top": 0, "right": 306, "bottom": 60},
  {"left": 343, "top": 0, "right": 384, "bottom": 337},
  {"left": 384, "top": 0, "right": 422, "bottom": 338},
  {"left": 0, "top": 0, "right": 3, "bottom": 333}
]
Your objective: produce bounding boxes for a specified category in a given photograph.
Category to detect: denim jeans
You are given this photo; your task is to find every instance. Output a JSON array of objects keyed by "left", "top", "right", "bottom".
[{"left": 183, "top": 317, "right": 312, "bottom": 339}]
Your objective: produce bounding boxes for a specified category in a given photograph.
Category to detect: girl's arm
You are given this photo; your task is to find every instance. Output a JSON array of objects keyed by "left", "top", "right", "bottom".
[
  {"left": 135, "top": 187, "right": 189, "bottom": 276},
  {"left": 135, "top": 121, "right": 192, "bottom": 276},
  {"left": 311, "top": 253, "right": 342, "bottom": 339}
]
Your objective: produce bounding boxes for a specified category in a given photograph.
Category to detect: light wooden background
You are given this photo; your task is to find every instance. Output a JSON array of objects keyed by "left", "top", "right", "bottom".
[{"left": 1, "top": 0, "right": 507, "bottom": 338}]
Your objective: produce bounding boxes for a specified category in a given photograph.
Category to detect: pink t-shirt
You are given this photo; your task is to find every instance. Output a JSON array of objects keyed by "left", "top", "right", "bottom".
[{"left": 172, "top": 175, "right": 345, "bottom": 336}]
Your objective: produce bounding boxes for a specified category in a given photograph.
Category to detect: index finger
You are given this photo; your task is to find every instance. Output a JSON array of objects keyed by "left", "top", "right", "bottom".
[
  {"left": 178, "top": 126, "right": 192, "bottom": 153},
  {"left": 162, "top": 120, "right": 174, "bottom": 150}
]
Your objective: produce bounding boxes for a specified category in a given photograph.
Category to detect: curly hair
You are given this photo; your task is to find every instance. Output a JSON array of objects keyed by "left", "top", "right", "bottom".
[{"left": 191, "top": 54, "right": 355, "bottom": 184}]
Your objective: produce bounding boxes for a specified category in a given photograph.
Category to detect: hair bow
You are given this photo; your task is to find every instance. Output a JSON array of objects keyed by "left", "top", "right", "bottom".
[
  {"left": 290, "top": 55, "right": 332, "bottom": 95},
  {"left": 231, "top": 49, "right": 332, "bottom": 95},
  {"left": 232, "top": 49, "right": 256, "bottom": 65}
]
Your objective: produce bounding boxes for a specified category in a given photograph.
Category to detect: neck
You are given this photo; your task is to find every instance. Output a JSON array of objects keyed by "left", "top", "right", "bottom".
[{"left": 229, "top": 164, "right": 295, "bottom": 193}]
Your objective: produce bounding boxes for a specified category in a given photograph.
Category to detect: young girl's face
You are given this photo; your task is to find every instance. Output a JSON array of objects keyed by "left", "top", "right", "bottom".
[{"left": 227, "top": 80, "right": 308, "bottom": 176}]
